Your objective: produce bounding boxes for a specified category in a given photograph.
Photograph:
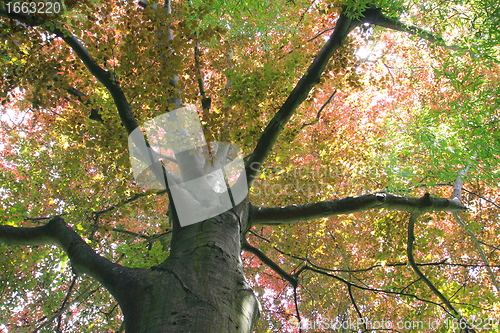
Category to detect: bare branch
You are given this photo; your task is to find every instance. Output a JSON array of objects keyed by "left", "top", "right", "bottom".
[
  {"left": 347, "top": 284, "right": 366, "bottom": 331},
  {"left": 55, "top": 275, "right": 78, "bottom": 332},
  {"left": 93, "top": 189, "right": 168, "bottom": 216},
  {"left": 194, "top": 43, "right": 211, "bottom": 112},
  {"left": 307, "top": 27, "right": 336, "bottom": 43},
  {"left": 0, "top": 222, "right": 54, "bottom": 246},
  {"left": 250, "top": 193, "right": 466, "bottom": 226},
  {"left": 462, "top": 188, "right": 500, "bottom": 209},
  {"left": 453, "top": 212, "right": 500, "bottom": 293},
  {"left": 451, "top": 166, "right": 470, "bottom": 201},
  {"left": 292, "top": 286, "right": 302, "bottom": 333},
  {"left": 478, "top": 240, "right": 500, "bottom": 252}
]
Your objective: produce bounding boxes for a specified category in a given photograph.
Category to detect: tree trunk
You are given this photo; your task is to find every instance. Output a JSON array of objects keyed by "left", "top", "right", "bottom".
[{"left": 112, "top": 201, "right": 260, "bottom": 333}]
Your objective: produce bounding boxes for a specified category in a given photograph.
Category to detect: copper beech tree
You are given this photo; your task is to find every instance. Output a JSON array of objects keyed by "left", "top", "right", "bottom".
[{"left": 0, "top": 0, "right": 499, "bottom": 332}]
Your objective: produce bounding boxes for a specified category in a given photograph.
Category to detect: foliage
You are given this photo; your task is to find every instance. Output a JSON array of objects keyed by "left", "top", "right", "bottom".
[{"left": 0, "top": 0, "right": 499, "bottom": 332}]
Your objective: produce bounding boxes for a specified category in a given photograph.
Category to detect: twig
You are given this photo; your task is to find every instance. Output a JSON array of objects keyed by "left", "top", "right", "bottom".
[
  {"left": 55, "top": 275, "right": 78, "bottom": 332},
  {"left": 300, "top": 89, "right": 337, "bottom": 129},
  {"left": 93, "top": 189, "right": 168, "bottom": 216},
  {"left": 34, "top": 282, "right": 99, "bottom": 332}
]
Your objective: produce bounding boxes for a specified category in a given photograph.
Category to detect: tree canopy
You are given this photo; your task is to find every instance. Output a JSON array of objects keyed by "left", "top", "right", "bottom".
[{"left": 0, "top": 0, "right": 499, "bottom": 332}]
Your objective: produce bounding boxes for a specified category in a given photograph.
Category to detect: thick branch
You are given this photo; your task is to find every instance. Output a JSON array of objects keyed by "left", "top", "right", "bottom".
[
  {"left": 362, "top": 6, "right": 465, "bottom": 51},
  {"left": 0, "top": 222, "right": 53, "bottom": 246},
  {"left": 244, "top": 11, "right": 359, "bottom": 187},
  {"left": 194, "top": 43, "right": 211, "bottom": 111},
  {"left": 0, "top": 10, "right": 139, "bottom": 134},
  {"left": 50, "top": 75, "right": 104, "bottom": 122},
  {"left": 451, "top": 166, "right": 470, "bottom": 201},
  {"left": 250, "top": 193, "right": 467, "bottom": 226},
  {"left": 0, "top": 217, "right": 131, "bottom": 297}
]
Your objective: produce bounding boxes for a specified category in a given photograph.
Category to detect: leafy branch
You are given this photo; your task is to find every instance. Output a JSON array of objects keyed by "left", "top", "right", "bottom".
[
  {"left": 0, "top": 8, "right": 176, "bottom": 198},
  {"left": 246, "top": 222, "right": 492, "bottom": 326},
  {"left": 34, "top": 280, "right": 99, "bottom": 332},
  {"left": 244, "top": 3, "right": 473, "bottom": 189},
  {"left": 250, "top": 229, "right": 500, "bottom": 273},
  {"left": 0, "top": 9, "right": 140, "bottom": 135}
]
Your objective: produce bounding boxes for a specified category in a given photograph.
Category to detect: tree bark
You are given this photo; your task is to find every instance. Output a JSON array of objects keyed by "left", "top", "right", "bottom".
[{"left": 113, "top": 200, "right": 260, "bottom": 333}]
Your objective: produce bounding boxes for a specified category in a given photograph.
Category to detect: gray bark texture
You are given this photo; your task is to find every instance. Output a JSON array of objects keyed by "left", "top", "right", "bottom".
[{"left": 115, "top": 201, "right": 259, "bottom": 333}]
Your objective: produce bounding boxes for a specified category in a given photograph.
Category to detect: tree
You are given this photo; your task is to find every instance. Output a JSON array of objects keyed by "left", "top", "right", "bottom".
[{"left": 0, "top": 0, "right": 499, "bottom": 332}]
